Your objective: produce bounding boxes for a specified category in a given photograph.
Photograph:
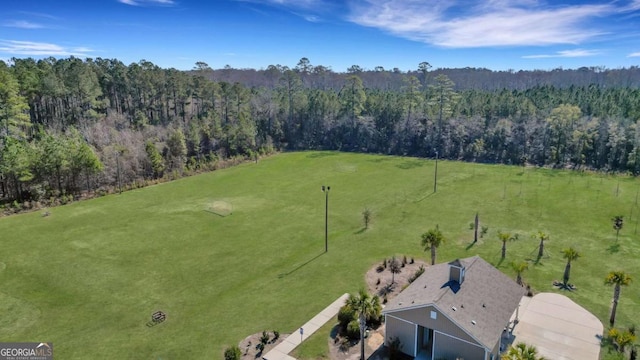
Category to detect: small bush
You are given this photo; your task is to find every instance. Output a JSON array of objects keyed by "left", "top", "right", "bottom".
[
  {"left": 410, "top": 257, "right": 414, "bottom": 264},
  {"left": 481, "top": 226, "right": 489, "bottom": 238},
  {"left": 402, "top": 255, "right": 407, "bottom": 264},
  {"left": 273, "top": 330, "right": 280, "bottom": 341},
  {"left": 408, "top": 265, "right": 425, "bottom": 283},
  {"left": 338, "top": 305, "right": 356, "bottom": 328},
  {"left": 347, "top": 319, "right": 361, "bottom": 340},
  {"left": 376, "top": 264, "right": 385, "bottom": 273},
  {"left": 338, "top": 336, "right": 350, "bottom": 352},
  {"left": 388, "top": 337, "right": 403, "bottom": 360},
  {"left": 376, "top": 278, "right": 381, "bottom": 285},
  {"left": 255, "top": 342, "right": 264, "bottom": 353},
  {"left": 260, "top": 330, "right": 270, "bottom": 344},
  {"left": 383, "top": 258, "right": 387, "bottom": 268},
  {"left": 224, "top": 345, "right": 242, "bottom": 360}
]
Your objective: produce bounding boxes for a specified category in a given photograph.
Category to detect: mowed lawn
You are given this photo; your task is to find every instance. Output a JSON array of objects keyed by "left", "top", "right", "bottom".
[{"left": 1, "top": 151, "right": 639, "bottom": 359}]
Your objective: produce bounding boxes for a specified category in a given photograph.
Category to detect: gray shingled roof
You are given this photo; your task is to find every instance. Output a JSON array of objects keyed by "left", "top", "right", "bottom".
[{"left": 383, "top": 256, "right": 525, "bottom": 350}]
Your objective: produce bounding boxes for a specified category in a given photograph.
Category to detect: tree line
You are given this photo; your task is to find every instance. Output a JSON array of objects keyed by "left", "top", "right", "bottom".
[{"left": 2, "top": 57, "right": 640, "bottom": 208}]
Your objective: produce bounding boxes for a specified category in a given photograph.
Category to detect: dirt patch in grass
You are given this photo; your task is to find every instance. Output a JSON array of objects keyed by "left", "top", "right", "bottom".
[{"left": 365, "top": 257, "right": 430, "bottom": 303}]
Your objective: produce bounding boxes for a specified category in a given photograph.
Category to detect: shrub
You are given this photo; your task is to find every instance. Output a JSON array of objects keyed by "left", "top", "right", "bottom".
[
  {"left": 338, "top": 336, "right": 350, "bottom": 352},
  {"left": 272, "top": 330, "right": 280, "bottom": 341},
  {"left": 410, "top": 257, "right": 414, "bottom": 264},
  {"left": 260, "top": 330, "right": 270, "bottom": 344},
  {"left": 255, "top": 342, "right": 264, "bottom": 353},
  {"left": 347, "top": 319, "right": 361, "bottom": 340},
  {"left": 224, "top": 345, "right": 242, "bottom": 360},
  {"left": 362, "top": 208, "right": 372, "bottom": 229},
  {"left": 408, "top": 265, "right": 425, "bottom": 284},
  {"left": 402, "top": 255, "right": 407, "bottom": 264},
  {"left": 388, "top": 337, "right": 403, "bottom": 360},
  {"left": 376, "top": 278, "right": 381, "bottom": 285},
  {"left": 376, "top": 264, "right": 385, "bottom": 273},
  {"left": 338, "top": 305, "right": 356, "bottom": 328},
  {"left": 481, "top": 226, "right": 489, "bottom": 238}
]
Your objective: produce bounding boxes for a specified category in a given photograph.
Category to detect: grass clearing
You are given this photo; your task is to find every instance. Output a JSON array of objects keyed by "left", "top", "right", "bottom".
[{"left": 0, "top": 151, "right": 638, "bottom": 358}]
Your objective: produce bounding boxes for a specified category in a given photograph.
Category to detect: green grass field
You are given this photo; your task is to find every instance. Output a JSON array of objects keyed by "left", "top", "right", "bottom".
[{"left": 1, "top": 151, "right": 638, "bottom": 359}]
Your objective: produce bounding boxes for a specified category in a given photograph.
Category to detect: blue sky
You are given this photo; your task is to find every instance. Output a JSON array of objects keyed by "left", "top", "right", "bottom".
[{"left": 1, "top": 0, "right": 639, "bottom": 72}]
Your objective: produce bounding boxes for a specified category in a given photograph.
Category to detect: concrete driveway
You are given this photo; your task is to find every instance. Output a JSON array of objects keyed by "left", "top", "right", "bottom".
[{"left": 511, "top": 293, "right": 603, "bottom": 360}]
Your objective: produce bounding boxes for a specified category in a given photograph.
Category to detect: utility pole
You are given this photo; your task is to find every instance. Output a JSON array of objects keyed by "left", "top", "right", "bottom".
[{"left": 322, "top": 186, "right": 330, "bottom": 252}]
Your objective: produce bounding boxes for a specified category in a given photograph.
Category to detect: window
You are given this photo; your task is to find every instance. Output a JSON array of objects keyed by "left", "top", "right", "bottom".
[{"left": 430, "top": 311, "right": 437, "bottom": 319}]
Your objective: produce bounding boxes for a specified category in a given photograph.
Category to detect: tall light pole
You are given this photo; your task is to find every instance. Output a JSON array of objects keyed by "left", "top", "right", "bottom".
[
  {"left": 433, "top": 150, "right": 439, "bottom": 193},
  {"left": 322, "top": 185, "right": 330, "bottom": 252}
]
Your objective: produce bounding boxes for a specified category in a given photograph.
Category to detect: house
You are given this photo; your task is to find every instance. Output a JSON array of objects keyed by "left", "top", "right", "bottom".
[{"left": 383, "top": 256, "right": 525, "bottom": 360}]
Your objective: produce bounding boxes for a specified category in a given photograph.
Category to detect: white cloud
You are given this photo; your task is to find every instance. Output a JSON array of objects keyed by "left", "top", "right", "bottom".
[
  {"left": 244, "top": 0, "right": 322, "bottom": 9},
  {"left": 347, "top": 0, "right": 627, "bottom": 48},
  {"left": 629, "top": 52, "right": 640, "bottom": 57},
  {"left": 235, "top": 0, "right": 326, "bottom": 12},
  {"left": 117, "top": 0, "right": 175, "bottom": 6},
  {"left": 17, "top": 11, "right": 59, "bottom": 20},
  {"left": 522, "top": 49, "right": 602, "bottom": 59},
  {"left": 3, "top": 20, "right": 45, "bottom": 29},
  {"left": 0, "top": 40, "right": 95, "bottom": 56},
  {"left": 622, "top": 0, "right": 640, "bottom": 11},
  {"left": 303, "top": 14, "right": 321, "bottom": 22}
]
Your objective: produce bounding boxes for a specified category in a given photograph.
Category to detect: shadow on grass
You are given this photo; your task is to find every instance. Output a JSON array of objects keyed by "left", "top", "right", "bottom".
[
  {"left": 202, "top": 210, "right": 231, "bottom": 217},
  {"left": 607, "top": 243, "right": 620, "bottom": 253},
  {"left": 278, "top": 252, "right": 325, "bottom": 278},
  {"left": 415, "top": 192, "right": 436, "bottom": 203},
  {"left": 306, "top": 152, "right": 338, "bottom": 159},
  {"left": 553, "top": 281, "right": 577, "bottom": 291},
  {"left": 146, "top": 319, "right": 166, "bottom": 327},
  {"left": 530, "top": 256, "right": 543, "bottom": 265},
  {"left": 396, "top": 159, "right": 425, "bottom": 170},
  {"left": 368, "top": 157, "right": 392, "bottom": 163},
  {"left": 354, "top": 227, "right": 367, "bottom": 235},
  {"left": 465, "top": 241, "right": 477, "bottom": 250}
]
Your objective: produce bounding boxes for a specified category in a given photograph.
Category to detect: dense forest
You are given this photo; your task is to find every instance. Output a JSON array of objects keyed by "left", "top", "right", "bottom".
[{"left": 2, "top": 56, "right": 640, "bottom": 210}]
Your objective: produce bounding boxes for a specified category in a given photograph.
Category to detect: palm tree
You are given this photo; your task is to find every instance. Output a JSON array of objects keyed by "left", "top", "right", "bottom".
[
  {"left": 605, "top": 270, "right": 632, "bottom": 326},
  {"left": 421, "top": 225, "right": 445, "bottom": 265},
  {"left": 346, "top": 290, "right": 382, "bottom": 360},
  {"left": 608, "top": 327, "right": 637, "bottom": 354},
  {"left": 533, "top": 231, "right": 549, "bottom": 259},
  {"left": 501, "top": 342, "right": 546, "bottom": 360},
  {"left": 498, "top": 231, "right": 515, "bottom": 259},
  {"left": 561, "top": 248, "right": 580, "bottom": 286},
  {"left": 389, "top": 256, "right": 401, "bottom": 284},
  {"left": 612, "top": 215, "right": 624, "bottom": 241},
  {"left": 511, "top": 261, "right": 529, "bottom": 286}
]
